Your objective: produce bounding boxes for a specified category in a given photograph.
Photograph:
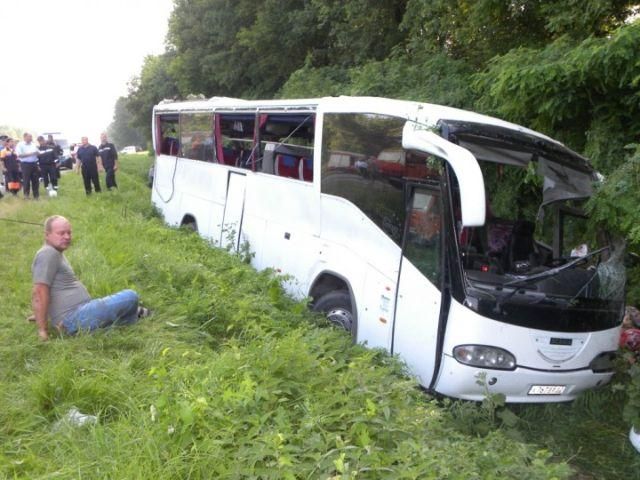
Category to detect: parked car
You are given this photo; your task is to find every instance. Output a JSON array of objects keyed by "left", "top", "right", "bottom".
[{"left": 120, "top": 145, "right": 141, "bottom": 154}]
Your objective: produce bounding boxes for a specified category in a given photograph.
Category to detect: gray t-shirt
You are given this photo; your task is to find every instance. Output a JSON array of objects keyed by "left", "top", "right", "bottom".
[{"left": 32, "top": 245, "right": 91, "bottom": 325}]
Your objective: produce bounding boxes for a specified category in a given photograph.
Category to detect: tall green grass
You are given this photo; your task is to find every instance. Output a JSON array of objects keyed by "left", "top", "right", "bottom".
[{"left": 0, "top": 157, "right": 619, "bottom": 478}]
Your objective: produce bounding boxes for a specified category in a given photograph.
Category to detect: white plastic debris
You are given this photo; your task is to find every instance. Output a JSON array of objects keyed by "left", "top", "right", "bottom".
[
  {"left": 630, "top": 426, "right": 640, "bottom": 453},
  {"left": 570, "top": 243, "right": 588, "bottom": 257},
  {"left": 54, "top": 407, "right": 98, "bottom": 430}
]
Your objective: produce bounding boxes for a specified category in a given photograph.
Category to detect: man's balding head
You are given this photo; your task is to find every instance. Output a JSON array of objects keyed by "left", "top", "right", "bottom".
[{"left": 44, "top": 216, "right": 72, "bottom": 251}]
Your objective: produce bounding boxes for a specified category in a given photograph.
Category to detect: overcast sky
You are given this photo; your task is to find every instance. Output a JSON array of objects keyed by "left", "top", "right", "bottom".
[{"left": 0, "top": 0, "right": 174, "bottom": 144}]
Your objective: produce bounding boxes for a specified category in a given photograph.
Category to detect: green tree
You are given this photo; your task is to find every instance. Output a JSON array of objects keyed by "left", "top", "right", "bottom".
[
  {"left": 107, "top": 97, "right": 146, "bottom": 149},
  {"left": 473, "top": 21, "right": 640, "bottom": 174},
  {"left": 166, "top": 0, "right": 408, "bottom": 98},
  {"left": 400, "top": 0, "right": 636, "bottom": 68},
  {"left": 127, "top": 53, "right": 179, "bottom": 141},
  {"left": 0, "top": 125, "right": 27, "bottom": 140}
]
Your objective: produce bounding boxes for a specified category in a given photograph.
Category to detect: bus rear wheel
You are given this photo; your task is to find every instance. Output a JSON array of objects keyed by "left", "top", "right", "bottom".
[{"left": 313, "top": 291, "right": 356, "bottom": 336}]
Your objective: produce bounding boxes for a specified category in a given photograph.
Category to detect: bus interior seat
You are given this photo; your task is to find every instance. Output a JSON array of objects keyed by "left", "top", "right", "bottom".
[
  {"left": 507, "top": 220, "right": 539, "bottom": 271},
  {"left": 275, "top": 154, "right": 300, "bottom": 178},
  {"left": 460, "top": 219, "right": 513, "bottom": 273},
  {"left": 162, "top": 137, "right": 179, "bottom": 156},
  {"left": 487, "top": 220, "right": 513, "bottom": 256},
  {"left": 222, "top": 147, "right": 238, "bottom": 166},
  {"left": 262, "top": 145, "right": 275, "bottom": 174},
  {"left": 300, "top": 157, "right": 313, "bottom": 181}
]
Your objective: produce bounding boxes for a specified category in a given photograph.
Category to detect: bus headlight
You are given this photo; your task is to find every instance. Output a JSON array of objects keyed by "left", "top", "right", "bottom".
[{"left": 453, "top": 345, "right": 516, "bottom": 370}]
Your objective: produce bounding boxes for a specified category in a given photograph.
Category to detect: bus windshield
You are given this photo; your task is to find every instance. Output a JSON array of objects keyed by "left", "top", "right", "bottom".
[{"left": 447, "top": 121, "right": 625, "bottom": 333}]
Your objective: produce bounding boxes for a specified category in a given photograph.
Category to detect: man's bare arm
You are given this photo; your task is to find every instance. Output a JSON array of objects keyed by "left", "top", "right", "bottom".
[{"left": 32, "top": 283, "right": 50, "bottom": 341}]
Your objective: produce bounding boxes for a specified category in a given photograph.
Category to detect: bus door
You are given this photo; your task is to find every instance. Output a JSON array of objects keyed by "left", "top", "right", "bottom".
[
  {"left": 220, "top": 171, "right": 247, "bottom": 251},
  {"left": 392, "top": 122, "right": 486, "bottom": 387},
  {"left": 392, "top": 185, "right": 444, "bottom": 386}
]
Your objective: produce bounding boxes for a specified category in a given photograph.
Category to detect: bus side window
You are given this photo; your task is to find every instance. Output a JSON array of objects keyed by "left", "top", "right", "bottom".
[
  {"left": 406, "top": 189, "right": 442, "bottom": 284},
  {"left": 217, "top": 114, "right": 255, "bottom": 169},
  {"left": 157, "top": 114, "right": 179, "bottom": 155},
  {"left": 321, "top": 113, "right": 407, "bottom": 245},
  {"left": 180, "top": 112, "right": 215, "bottom": 162},
  {"left": 259, "top": 114, "right": 315, "bottom": 182}
]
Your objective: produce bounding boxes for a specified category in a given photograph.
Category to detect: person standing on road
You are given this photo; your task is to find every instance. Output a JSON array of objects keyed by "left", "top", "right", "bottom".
[
  {"left": 31, "top": 215, "right": 150, "bottom": 341},
  {"left": 76, "top": 136, "right": 101, "bottom": 194},
  {"left": 98, "top": 132, "right": 118, "bottom": 190},
  {"left": 37, "top": 136, "right": 58, "bottom": 190},
  {"left": 15, "top": 132, "right": 40, "bottom": 199}
]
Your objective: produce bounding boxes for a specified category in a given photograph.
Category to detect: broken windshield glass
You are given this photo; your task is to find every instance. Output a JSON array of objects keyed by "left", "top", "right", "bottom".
[
  {"left": 538, "top": 158, "right": 594, "bottom": 205},
  {"left": 446, "top": 125, "right": 624, "bottom": 332}
]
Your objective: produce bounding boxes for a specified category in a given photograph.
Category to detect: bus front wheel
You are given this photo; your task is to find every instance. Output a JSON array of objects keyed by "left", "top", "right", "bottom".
[{"left": 313, "top": 291, "right": 356, "bottom": 336}]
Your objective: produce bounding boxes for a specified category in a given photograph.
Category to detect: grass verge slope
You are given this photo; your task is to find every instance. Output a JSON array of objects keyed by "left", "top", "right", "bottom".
[{"left": 0, "top": 158, "right": 570, "bottom": 479}]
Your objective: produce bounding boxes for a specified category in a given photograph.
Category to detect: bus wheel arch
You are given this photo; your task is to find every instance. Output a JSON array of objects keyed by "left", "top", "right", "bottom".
[
  {"left": 310, "top": 272, "right": 358, "bottom": 340},
  {"left": 180, "top": 214, "right": 198, "bottom": 233}
]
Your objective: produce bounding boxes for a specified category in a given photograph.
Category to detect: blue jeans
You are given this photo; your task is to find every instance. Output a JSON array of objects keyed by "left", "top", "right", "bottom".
[{"left": 62, "top": 289, "right": 139, "bottom": 335}]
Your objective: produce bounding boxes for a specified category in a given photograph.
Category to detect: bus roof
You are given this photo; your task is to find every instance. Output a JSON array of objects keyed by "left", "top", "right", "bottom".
[{"left": 153, "top": 95, "right": 557, "bottom": 145}]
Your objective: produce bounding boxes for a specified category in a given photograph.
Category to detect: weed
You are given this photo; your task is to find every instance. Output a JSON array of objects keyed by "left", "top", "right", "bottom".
[{"left": 0, "top": 158, "right": 578, "bottom": 479}]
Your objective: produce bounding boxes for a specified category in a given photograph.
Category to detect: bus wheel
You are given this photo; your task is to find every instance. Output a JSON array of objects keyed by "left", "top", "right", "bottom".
[
  {"left": 181, "top": 221, "right": 197, "bottom": 233},
  {"left": 313, "top": 291, "right": 355, "bottom": 334}
]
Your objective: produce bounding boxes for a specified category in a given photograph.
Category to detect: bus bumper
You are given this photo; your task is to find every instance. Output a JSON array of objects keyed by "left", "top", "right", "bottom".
[{"left": 434, "top": 354, "right": 614, "bottom": 403}]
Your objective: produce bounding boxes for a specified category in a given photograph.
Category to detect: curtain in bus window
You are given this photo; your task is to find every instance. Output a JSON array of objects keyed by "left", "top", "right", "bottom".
[{"left": 180, "top": 112, "right": 215, "bottom": 162}]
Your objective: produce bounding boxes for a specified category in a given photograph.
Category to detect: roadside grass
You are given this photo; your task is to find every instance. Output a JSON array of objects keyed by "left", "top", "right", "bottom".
[
  {"left": 0, "top": 156, "right": 630, "bottom": 478},
  {"left": 514, "top": 386, "right": 640, "bottom": 479}
]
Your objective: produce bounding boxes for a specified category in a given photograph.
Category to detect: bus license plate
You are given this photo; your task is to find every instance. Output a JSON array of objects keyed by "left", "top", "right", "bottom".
[{"left": 528, "top": 385, "right": 566, "bottom": 395}]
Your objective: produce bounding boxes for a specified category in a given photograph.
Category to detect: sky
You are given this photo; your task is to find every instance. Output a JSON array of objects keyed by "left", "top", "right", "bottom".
[{"left": 0, "top": 0, "right": 175, "bottom": 144}]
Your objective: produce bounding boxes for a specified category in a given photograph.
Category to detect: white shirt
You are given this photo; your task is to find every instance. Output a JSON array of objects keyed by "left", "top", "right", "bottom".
[{"left": 16, "top": 141, "right": 39, "bottom": 163}]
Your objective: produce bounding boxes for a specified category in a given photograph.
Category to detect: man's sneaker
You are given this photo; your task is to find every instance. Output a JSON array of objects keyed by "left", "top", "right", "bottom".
[{"left": 137, "top": 306, "right": 151, "bottom": 318}]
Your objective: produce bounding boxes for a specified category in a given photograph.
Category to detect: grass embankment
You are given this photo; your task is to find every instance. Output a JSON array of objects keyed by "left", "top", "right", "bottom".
[{"left": 0, "top": 157, "right": 631, "bottom": 478}]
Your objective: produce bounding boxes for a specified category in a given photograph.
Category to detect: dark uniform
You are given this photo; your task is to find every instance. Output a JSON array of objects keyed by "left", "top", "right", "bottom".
[
  {"left": 37, "top": 144, "right": 58, "bottom": 189},
  {"left": 47, "top": 140, "right": 63, "bottom": 183},
  {"left": 98, "top": 141, "right": 118, "bottom": 189},
  {"left": 76, "top": 144, "right": 102, "bottom": 194}
]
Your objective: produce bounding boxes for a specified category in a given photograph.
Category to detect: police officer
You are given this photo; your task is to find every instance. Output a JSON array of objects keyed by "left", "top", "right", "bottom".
[
  {"left": 97, "top": 132, "right": 119, "bottom": 190},
  {"left": 46, "top": 134, "right": 63, "bottom": 183},
  {"left": 37, "top": 136, "right": 58, "bottom": 190},
  {"left": 76, "top": 136, "right": 101, "bottom": 195}
]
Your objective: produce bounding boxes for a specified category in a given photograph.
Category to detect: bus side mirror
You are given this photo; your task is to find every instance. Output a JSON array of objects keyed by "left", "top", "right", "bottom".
[{"left": 402, "top": 123, "right": 486, "bottom": 227}]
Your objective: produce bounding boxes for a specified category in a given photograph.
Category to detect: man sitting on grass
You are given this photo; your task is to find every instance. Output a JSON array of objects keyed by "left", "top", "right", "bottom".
[{"left": 30, "top": 215, "right": 149, "bottom": 341}]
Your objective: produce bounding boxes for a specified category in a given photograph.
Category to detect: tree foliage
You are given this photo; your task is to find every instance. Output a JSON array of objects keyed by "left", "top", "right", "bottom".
[
  {"left": 474, "top": 21, "right": 640, "bottom": 173},
  {"left": 127, "top": 53, "right": 179, "bottom": 141},
  {"left": 124, "top": 0, "right": 640, "bottom": 299},
  {"left": 0, "top": 125, "right": 30, "bottom": 139},
  {"left": 107, "top": 97, "right": 146, "bottom": 148}
]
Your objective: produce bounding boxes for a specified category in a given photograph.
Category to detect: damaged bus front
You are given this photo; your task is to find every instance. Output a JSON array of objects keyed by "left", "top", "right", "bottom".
[{"left": 428, "top": 120, "right": 625, "bottom": 401}]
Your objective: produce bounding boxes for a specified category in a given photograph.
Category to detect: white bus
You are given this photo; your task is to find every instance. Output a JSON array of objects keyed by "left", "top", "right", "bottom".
[{"left": 151, "top": 96, "right": 625, "bottom": 402}]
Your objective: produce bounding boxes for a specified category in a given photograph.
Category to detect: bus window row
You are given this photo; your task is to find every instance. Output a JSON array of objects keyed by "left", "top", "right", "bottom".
[{"left": 156, "top": 112, "right": 315, "bottom": 182}]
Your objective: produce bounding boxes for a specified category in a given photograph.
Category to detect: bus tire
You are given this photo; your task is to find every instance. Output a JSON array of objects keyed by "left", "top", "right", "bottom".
[
  {"left": 313, "top": 291, "right": 356, "bottom": 336},
  {"left": 181, "top": 218, "right": 197, "bottom": 233}
]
